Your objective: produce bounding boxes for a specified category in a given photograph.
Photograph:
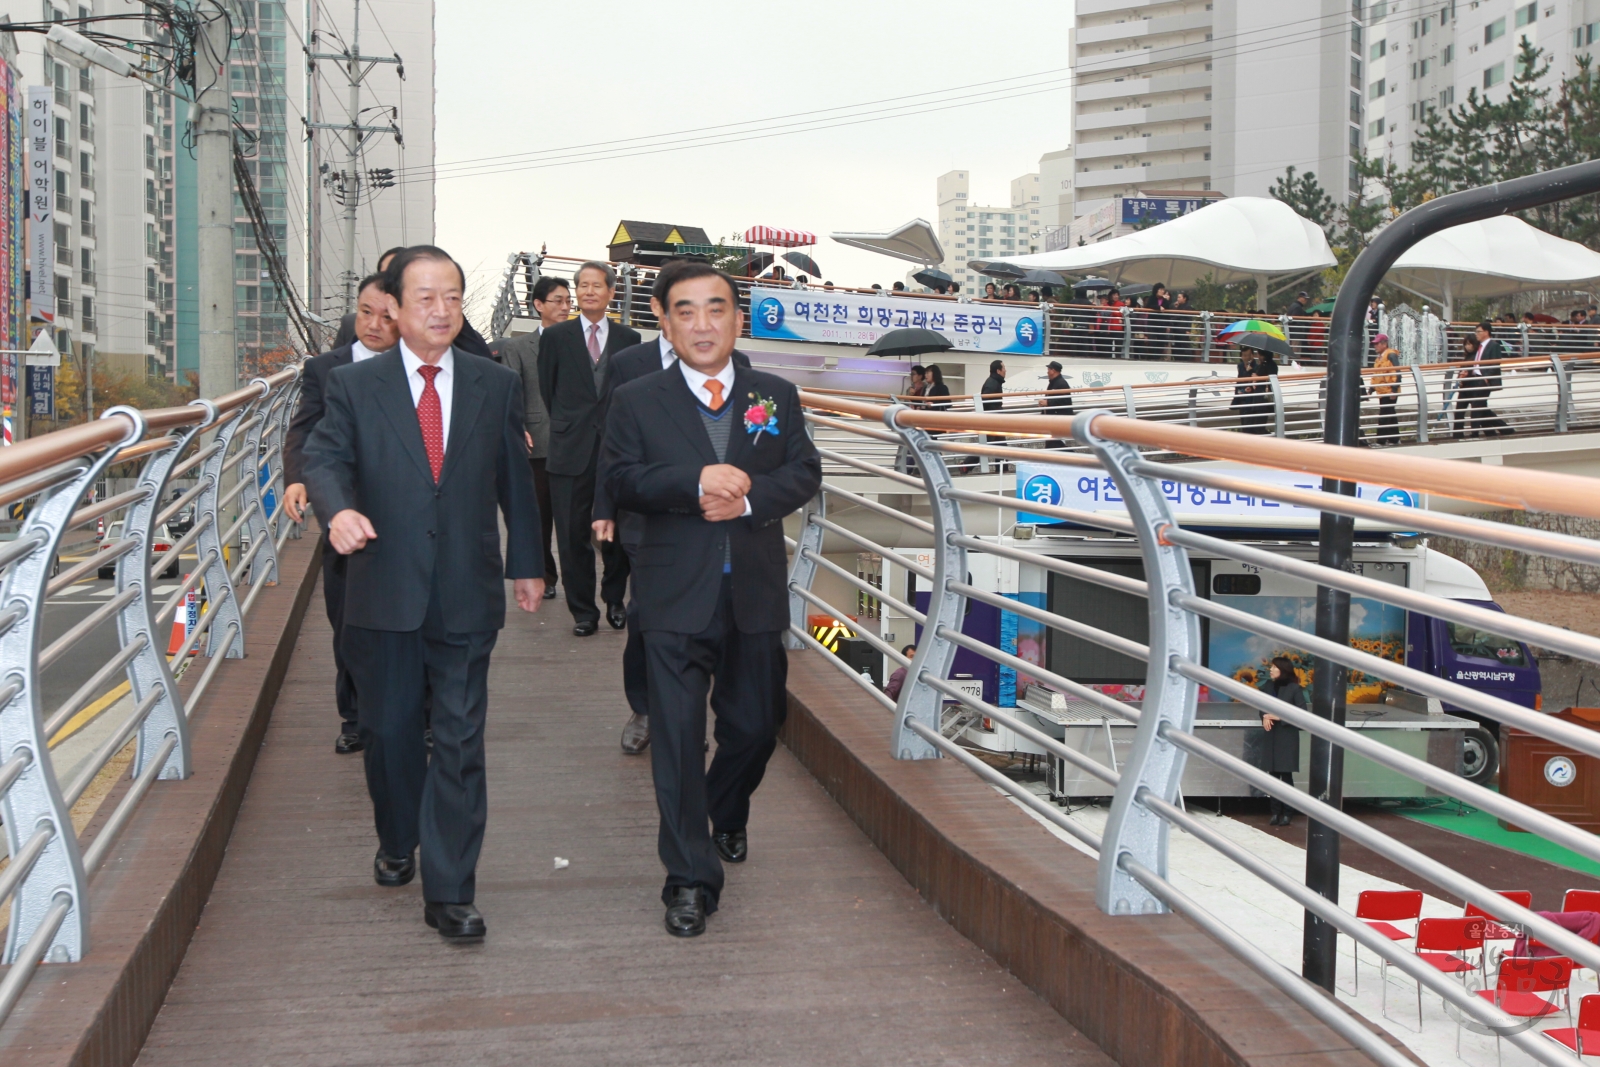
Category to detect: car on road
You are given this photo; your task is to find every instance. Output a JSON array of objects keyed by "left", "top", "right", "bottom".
[{"left": 97, "top": 522, "right": 179, "bottom": 580}]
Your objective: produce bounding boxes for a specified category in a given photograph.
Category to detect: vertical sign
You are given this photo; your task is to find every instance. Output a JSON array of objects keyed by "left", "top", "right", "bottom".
[
  {"left": 27, "top": 365, "right": 52, "bottom": 419},
  {"left": 26, "top": 85, "right": 50, "bottom": 328}
]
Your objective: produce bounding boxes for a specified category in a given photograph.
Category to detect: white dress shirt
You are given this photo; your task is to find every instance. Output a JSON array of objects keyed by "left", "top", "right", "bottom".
[
  {"left": 351, "top": 338, "right": 380, "bottom": 363},
  {"left": 681, "top": 359, "right": 751, "bottom": 516},
  {"left": 579, "top": 313, "right": 609, "bottom": 359},
  {"left": 400, "top": 340, "right": 455, "bottom": 451},
  {"left": 657, "top": 333, "right": 676, "bottom": 368}
]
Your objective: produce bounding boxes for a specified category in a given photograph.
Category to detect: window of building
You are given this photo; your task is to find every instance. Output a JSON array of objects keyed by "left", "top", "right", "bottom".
[
  {"left": 1441, "top": 85, "right": 1456, "bottom": 107},
  {"left": 1443, "top": 44, "right": 1453, "bottom": 64},
  {"left": 1351, "top": 90, "right": 1363, "bottom": 121},
  {"left": 1351, "top": 22, "right": 1362, "bottom": 50},
  {"left": 79, "top": 151, "right": 91, "bottom": 190},
  {"left": 80, "top": 295, "right": 93, "bottom": 331},
  {"left": 1370, "top": 78, "right": 1386, "bottom": 97},
  {"left": 79, "top": 247, "right": 91, "bottom": 285},
  {"left": 1370, "top": 0, "right": 1387, "bottom": 19},
  {"left": 1371, "top": 38, "right": 1386, "bottom": 59},
  {"left": 1370, "top": 116, "right": 1386, "bottom": 138},
  {"left": 1515, "top": 2, "right": 1535, "bottom": 27},
  {"left": 1349, "top": 124, "right": 1361, "bottom": 151},
  {"left": 1485, "top": 16, "right": 1505, "bottom": 42},
  {"left": 1579, "top": 23, "right": 1600, "bottom": 47},
  {"left": 1484, "top": 61, "right": 1505, "bottom": 87},
  {"left": 146, "top": 267, "right": 157, "bottom": 302},
  {"left": 1351, "top": 56, "right": 1362, "bottom": 86}
]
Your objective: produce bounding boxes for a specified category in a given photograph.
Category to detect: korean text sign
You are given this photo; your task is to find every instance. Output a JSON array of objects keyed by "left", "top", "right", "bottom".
[{"left": 748, "top": 287, "right": 1044, "bottom": 355}]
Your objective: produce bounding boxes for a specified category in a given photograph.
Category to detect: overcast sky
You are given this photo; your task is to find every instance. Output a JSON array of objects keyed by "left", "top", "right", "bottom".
[{"left": 434, "top": 0, "right": 1077, "bottom": 307}]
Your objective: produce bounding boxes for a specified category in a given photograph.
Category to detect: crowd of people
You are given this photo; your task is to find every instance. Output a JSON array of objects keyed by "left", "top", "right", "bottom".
[{"left": 281, "top": 248, "right": 821, "bottom": 943}]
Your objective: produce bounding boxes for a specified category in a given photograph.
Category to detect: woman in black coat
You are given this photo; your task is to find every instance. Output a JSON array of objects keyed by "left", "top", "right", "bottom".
[{"left": 1258, "top": 655, "right": 1306, "bottom": 825}]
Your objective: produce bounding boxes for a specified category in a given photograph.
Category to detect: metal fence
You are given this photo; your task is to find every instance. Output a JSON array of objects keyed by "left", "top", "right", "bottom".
[
  {"left": 789, "top": 390, "right": 1600, "bottom": 1067},
  {"left": 485, "top": 251, "right": 1600, "bottom": 370},
  {"left": 0, "top": 367, "right": 300, "bottom": 1028}
]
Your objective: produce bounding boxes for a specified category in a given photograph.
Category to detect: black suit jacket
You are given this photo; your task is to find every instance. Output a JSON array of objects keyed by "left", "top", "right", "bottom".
[
  {"left": 283, "top": 344, "right": 354, "bottom": 486},
  {"left": 592, "top": 340, "right": 751, "bottom": 528},
  {"left": 601, "top": 362, "right": 820, "bottom": 635},
  {"left": 302, "top": 348, "right": 542, "bottom": 634},
  {"left": 537, "top": 316, "right": 642, "bottom": 476},
  {"left": 334, "top": 313, "right": 492, "bottom": 357}
]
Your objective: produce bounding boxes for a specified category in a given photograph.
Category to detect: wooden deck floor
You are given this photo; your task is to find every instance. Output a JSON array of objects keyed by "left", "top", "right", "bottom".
[{"left": 134, "top": 580, "right": 1112, "bottom": 1067}]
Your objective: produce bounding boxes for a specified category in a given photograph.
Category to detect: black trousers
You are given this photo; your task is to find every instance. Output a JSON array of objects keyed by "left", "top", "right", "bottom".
[
  {"left": 1454, "top": 386, "right": 1509, "bottom": 436},
  {"left": 1267, "top": 770, "right": 1296, "bottom": 819},
  {"left": 343, "top": 581, "right": 498, "bottom": 905},
  {"left": 1376, "top": 394, "right": 1399, "bottom": 445},
  {"left": 321, "top": 536, "right": 357, "bottom": 730},
  {"left": 529, "top": 457, "right": 558, "bottom": 586},
  {"left": 621, "top": 539, "right": 648, "bottom": 719},
  {"left": 549, "top": 467, "right": 630, "bottom": 625},
  {"left": 644, "top": 577, "right": 786, "bottom": 909}
]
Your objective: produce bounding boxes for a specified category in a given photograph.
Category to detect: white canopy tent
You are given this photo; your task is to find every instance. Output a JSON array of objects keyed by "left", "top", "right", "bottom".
[
  {"left": 1385, "top": 214, "right": 1600, "bottom": 320},
  {"left": 967, "top": 196, "right": 1336, "bottom": 309},
  {"left": 829, "top": 218, "right": 945, "bottom": 266}
]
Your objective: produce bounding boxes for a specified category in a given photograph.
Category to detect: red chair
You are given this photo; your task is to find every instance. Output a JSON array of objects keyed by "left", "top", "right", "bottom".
[
  {"left": 1475, "top": 956, "right": 1575, "bottom": 1064},
  {"left": 1545, "top": 993, "right": 1600, "bottom": 1058},
  {"left": 1413, "top": 917, "right": 1488, "bottom": 1026},
  {"left": 1467, "top": 890, "right": 1535, "bottom": 950},
  {"left": 1353, "top": 889, "right": 1422, "bottom": 997},
  {"left": 1565, "top": 890, "right": 1600, "bottom": 914}
]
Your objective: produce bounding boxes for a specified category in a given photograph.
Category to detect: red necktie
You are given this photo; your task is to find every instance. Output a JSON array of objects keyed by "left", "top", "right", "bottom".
[{"left": 416, "top": 364, "right": 444, "bottom": 482}]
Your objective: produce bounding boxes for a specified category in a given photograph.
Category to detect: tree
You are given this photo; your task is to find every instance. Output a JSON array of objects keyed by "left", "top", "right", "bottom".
[{"left": 1269, "top": 166, "right": 1338, "bottom": 243}]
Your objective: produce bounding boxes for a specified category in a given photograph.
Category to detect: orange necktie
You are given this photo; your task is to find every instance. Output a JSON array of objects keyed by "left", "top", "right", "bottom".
[{"left": 705, "top": 379, "right": 724, "bottom": 411}]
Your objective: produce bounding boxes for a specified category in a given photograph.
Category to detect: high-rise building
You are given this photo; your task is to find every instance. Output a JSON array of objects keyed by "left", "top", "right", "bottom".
[
  {"left": 306, "top": 0, "right": 434, "bottom": 320},
  {"left": 932, "top": 170, "right": 1043, "bottom": 290},
  {"left": 1364, "top": 1, "right": 1593, "bottom": 172}
]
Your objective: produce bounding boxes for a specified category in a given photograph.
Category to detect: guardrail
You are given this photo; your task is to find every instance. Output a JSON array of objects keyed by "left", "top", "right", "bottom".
[
  {"left": 0, "top": 366, "right": 301, "bottom": 1029},
  {"left": 487, "top": 250, "right": 1600, "bottom": 369},
  {"left": 790, "top": 389, "right": 1600, "bottom": 1067}
]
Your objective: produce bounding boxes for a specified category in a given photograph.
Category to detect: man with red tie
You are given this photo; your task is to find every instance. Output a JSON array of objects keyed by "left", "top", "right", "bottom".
[{"left": 303, "top": 246, "right": 545, "bottom": 941}]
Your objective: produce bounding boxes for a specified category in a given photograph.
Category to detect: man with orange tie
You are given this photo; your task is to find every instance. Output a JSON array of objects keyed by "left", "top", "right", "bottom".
[{"left": 601, "top": 263, "right": 820, "bottom": 937}]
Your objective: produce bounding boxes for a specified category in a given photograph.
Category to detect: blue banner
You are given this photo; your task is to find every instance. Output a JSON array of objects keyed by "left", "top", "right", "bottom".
[
  {"left": 1120, "top": 196, "right": 1210, "bottom": 226},
  {"left": 748, "top": 287, "right": 1044, "bottom": 355}
]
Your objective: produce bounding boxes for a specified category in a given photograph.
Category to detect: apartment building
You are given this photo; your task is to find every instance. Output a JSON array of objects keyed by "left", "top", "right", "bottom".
[{"left": 932, "top": 170, "right": 1044, "bottom": 290}]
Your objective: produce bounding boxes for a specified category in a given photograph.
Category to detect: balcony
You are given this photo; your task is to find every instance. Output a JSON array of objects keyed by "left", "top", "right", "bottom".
[
  {"left": 1077, "top": 0, "right": 1177, "bottom": 14},
  {"left": 1077, "top": 10, "right": 1212, "bottom": 46},
  {"left": 1075, "top": 130, "right": 1212, "bottom": 160},
  {"left": 1076, "top": 38, "right": 1214, "bottom": 76},
  {"left": 55, "top": 140, "right": 69, "bottom": 160},
  {"left": 1075, "top": 69, "right": 1211, "bottom": 102},
  {"left": 1076, "top": 99, "right": 1212, "bottom": 131},
  {"left": 1074, "top": 158, "right": 1211, "bottom": 192}
]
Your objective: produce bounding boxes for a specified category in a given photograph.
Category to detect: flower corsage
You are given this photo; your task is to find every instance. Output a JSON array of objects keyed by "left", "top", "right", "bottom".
[{"left": 743, "top": 392, "right": 779, "bottom": 441}]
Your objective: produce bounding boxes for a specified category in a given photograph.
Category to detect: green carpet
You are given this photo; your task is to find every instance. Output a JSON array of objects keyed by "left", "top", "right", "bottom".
[{"left": 1397, "top": 804, "right": 1600, "bottom": 879}]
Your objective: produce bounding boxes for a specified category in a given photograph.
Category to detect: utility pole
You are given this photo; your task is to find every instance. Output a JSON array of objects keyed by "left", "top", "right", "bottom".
[
  {"left": 195, "top": 5, "right": 236, "bottom": 401},
  {"left": 307, "top": 1, "right": 402, "bottom": 313}
]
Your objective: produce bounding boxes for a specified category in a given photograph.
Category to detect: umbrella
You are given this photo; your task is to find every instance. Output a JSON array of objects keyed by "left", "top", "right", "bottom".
[
  {"left": 783, "top": 251, "right": 822, "bottom": 278},
  {"left": 912, "top": 267, "right": 953, "bottom": 289},
  {"left": 976, "top": 261, "right": 1027, "bottom": 279},
  {"left": 1072, "top": 277, "right": 1115, "bottom": 294},
  {"left": 1018, "top": 269, "right": 1065, "bottom": 285},
  {"left": 737, "top": 251, "right": 774, "bottom": 276},
  {"left": 1307, "top": 299, "right": 1336, "bottom": 313},
  {"left": 1233, "top": 332, "right": 1295, "bottom": 359},
  {"left": 1217, "top": 318, "right": 1287, "bottom": 341},
  {"left": 866, "top": 328, "right": 954, "bottom": 358}
]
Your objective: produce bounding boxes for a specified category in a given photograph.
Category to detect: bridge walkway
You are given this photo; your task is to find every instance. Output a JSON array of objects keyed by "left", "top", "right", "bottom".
[{"left": 132, "top": 576, "right": 1111, "bottom": 1067}]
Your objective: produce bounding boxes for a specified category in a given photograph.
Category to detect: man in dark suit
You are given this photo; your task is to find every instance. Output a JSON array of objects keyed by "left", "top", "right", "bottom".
[
  {"left": 334, "top": 246, "right": 493, "bottom": 357},
  {"left": 601, "top": 264, "right": 820, "bottom": 937},
  {"left": 538, "top": 261, "right": 641, "bottom": 636},
  {"left": 304, "top": 245, "right": 545, "bottom": 941},
  {"left": 1460, "top": 321, "right": 1513, "bottom": 437},
  {"left": 593, "top": 262, "right": 751, "bottom": 755},
  {"left": 283, "top": 272, "right": 398, "bottom": 754}
]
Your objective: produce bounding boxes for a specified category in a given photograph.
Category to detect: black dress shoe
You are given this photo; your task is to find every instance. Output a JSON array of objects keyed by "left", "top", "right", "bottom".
[
  {"left": 713, "top": 829, "right": 747, "bottom": 864},
  {"left": 664, "top": 886, "right": 709, "bottom": 938},
  {"left": 620, "top": 712, "right": 650, "bottom": 754},
  {"left": 606, "top": 602, "right": 627, "bottom": 630},
  {"left": 424, "top": 901, "right": 486, "bottom": 941},
  {"left": 544, "top": 581, "right": 559, "bottom": 600},
  {"left": 335, "top": 730, "right": 363, "bottom": 755},
  {"left": 374, "top": 850, "right": 415, "bottom": 887},
  {"left": 573, "top": 620, "right": 598, "bottom": 637}
]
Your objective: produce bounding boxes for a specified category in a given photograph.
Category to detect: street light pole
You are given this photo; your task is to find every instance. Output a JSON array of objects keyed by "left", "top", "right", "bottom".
[{"left": 194, "top": 6, "right": 236, "bottom": 401}]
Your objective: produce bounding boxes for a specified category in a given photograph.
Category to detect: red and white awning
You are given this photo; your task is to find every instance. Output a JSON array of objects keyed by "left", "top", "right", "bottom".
[{"left": 743, "top": 225, "right": 816, "bottom": 248}]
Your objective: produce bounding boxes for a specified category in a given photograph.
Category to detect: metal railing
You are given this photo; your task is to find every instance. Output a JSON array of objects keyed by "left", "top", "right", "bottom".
[
  {"left": 789, "top": 389, "right": 1600, "bottom": 1067},
  {"left": 486, "top": 249, "right": 1600, "bottom": 371},
  {"left": 0, "top": 366, "right": 301, "bottom": 1030}
]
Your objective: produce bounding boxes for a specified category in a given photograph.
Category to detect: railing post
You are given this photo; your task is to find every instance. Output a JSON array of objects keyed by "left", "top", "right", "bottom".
[
  {"left": 191, "top": 401, "right": 246, "bottom": 660},
  {"left": 236, "top": 385, "right": 278, "bottom": 590},
  {"left": 886, "top": 403, "right": 966, "bottom": 761},
  {"left": 621, "top": 265, "right": 634, "bottom": 327},
  {"left": 1269, "top": 374, "right": 1286, "bottom": 437},
  {"left": 1121, "top": 305, "right": 1132, "bottom": 359},
  {"left": 1519, "top": 322, "right": 1531, "bottom": 359},
  {"left": 1551, "top": 354, "right": 1571, "bottom": 433},
  {"left": 1076, "top": 411, "right": 1200, "bottom": 916},
  {"left": 1411, "top": 365, "right": 1430, "bottom": 444},
  {"left": 1039, "top": 301, "right": 1051, "bottom": 354},
  {"left": 1199, "top": 310, "right": 1212, "bottom": 361},
  {"left": 1186, "top": 388, "right": 1197, "bottom": 427},
  {"left": 785, "top": 491, "right": 825, "bottom": 651},
  {"left": 0, "top": 415, "right": 139, "bottom": 964},
  {"left": 107, "top": 407, "right": 199, "bottom": 784},
  {"left": 1121, "top": 384, "right": 1138, "bottom": 420}
]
